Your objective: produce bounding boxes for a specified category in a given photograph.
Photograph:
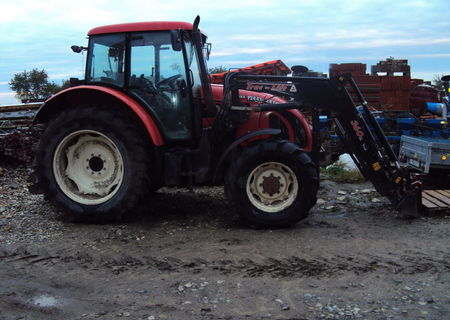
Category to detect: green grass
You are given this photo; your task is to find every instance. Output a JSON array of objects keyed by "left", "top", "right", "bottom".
[{"left": 320, "top": 161, "right": 365, "bottom": 183}]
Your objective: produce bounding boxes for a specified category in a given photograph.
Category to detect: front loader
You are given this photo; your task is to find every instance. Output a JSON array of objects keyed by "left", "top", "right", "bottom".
[
  {"left": 219, "top": 72, "right": 422, "bottom": 217},
  {"left": 31, "top": 16, "right": 422, "bottom": 228}
]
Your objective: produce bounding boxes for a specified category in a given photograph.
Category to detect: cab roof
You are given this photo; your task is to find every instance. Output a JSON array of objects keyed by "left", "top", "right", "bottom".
[{"left": 88, "top": 21, "right": 194, "bottom": 36}]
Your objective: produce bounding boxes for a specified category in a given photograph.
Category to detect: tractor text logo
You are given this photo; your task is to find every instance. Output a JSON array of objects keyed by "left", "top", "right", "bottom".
[
  {"left": 246, "top": 81, "right": 298, "bottom": 93},
  {"left": 350, "top": 120, "right": 364, "bottom": 141}
]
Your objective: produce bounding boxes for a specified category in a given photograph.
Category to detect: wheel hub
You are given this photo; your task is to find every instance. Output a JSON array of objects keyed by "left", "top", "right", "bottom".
[
  {"left": 88, "top": 156, "right": 105, "bottom": 173},
  {"left": 261, "top": 174, "right": 282, "bottom": 196},
  {"left": 246, "top": 162, "right": 298, "bottom": 213}
]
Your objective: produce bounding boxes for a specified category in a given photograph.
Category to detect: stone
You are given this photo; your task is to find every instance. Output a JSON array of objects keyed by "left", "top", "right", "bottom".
[
  {"left": 338, "top": 190, "right": 347, "bottom": 195},
  {"left": 317, "top": 198, "right": 326, "bottom": 204},
  {"left": 9, "top": 182, "right": 18, "bottom": 189},
  {"left": 281, "top": 304, "right": 290, "bottom": 311}
]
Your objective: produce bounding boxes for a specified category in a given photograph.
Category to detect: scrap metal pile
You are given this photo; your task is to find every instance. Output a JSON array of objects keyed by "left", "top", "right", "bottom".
[{"left": 0, "top": 103, "right": 41, "bottom": 163}]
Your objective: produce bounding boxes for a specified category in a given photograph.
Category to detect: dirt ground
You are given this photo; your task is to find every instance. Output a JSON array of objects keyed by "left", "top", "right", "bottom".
[{"left": 0, "top": 163, "right": 449, "bottom": 320}]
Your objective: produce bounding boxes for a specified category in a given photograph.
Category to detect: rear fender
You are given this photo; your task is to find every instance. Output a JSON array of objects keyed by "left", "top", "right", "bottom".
[{"left": 34, "top": 85, "right": 164, "bottom": 146}]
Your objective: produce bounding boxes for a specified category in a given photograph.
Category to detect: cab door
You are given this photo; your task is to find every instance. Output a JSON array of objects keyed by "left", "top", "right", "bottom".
[{"left": 128, "top": 32, "right": 193, "bottom": 141}]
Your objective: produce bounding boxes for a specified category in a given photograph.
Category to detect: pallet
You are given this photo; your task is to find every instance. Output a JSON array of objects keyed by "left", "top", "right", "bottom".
[
  {"left": 0, "top": 103, "right": 41, "bottom": 131},
  {"left": 0, "top": 103, "right": 42, "bottom": 112},
  {"left": 422, "top": 190, "right": 450, "bottom": 210}
]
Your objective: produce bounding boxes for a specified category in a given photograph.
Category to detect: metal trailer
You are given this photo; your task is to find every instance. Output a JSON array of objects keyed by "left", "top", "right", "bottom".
[
  {"left": 399, "top": 135, "right": 450, "bottom": 173},
  {"left": 398, "top": 75, "right": 450, "bottom": 175}
]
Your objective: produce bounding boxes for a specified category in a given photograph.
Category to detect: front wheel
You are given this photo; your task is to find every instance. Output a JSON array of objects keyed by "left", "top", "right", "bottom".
[{"left": 225, "top": 140, "right": 319, "bottom": 228}]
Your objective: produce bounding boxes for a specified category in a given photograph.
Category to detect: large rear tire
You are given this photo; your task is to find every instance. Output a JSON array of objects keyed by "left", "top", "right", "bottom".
[
  {"left": 34, "top": 106, "right": 153, "bottom": 222},
  {"left": 224, "top": 140, "right": 318, "bottom": 228}
]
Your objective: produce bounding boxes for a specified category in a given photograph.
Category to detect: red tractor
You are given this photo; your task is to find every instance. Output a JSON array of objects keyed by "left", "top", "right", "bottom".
[{"left": 31, "top": 17, "right": 420, "bottom": 227}]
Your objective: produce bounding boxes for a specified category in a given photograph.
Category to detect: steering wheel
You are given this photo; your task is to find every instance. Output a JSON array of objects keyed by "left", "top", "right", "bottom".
[
  {"left": 140, "top": 75, "right": 157, "bottom": 93},
  {"left": 157, "top": 74, "right": 182, "bottom": 89}
]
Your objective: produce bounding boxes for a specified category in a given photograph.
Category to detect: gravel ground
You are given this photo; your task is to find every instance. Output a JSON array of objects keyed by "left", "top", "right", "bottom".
[{"left": 0, "top": 163, "right": 449, "bottom": 320}]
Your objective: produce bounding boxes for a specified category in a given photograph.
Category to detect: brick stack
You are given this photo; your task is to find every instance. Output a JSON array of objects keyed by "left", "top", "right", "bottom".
[
  {"left": 329, "top": 59, "right": 424, "bottom": 113},
  {"left": 371, "top": 59, "right": 410, "bottom": 76},
  {"left": 329, "top": 63, "right": 366, "bottom": 77},
  {"left": 329, "top": 63, "right": 382, "bottom": 109},
  {"left": 379, "top": 75, "right": 411, "bottom": 112}
]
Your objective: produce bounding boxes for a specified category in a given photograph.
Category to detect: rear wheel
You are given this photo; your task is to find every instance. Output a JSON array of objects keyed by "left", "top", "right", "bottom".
[
  {"left": 225, "top": 140, "right": 318, "bottom": 228},
  {"left": 34, "top": 106, "right": 153, "bottom": 222}
]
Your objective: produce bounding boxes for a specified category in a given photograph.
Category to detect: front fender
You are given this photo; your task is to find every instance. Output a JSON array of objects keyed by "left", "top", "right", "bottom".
[
  {"left": 212, "top": 129, "right": 281, "bottom": 183},
  {"left": 34, "top": 85, "right": 164, "bottom": 146},
  {"left": 257, "top": 109, "right": 312, "bottom": 152}
]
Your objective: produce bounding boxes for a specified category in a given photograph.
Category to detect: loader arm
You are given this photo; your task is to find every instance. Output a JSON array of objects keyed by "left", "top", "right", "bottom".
[{"left": 219, "top": 72, "right": 421, "bottom": 215}]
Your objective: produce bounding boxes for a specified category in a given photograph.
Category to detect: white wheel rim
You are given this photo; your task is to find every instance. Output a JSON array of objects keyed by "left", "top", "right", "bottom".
[
  {"left": 246, "top": 162, "right": 299, "bottom": 213},
  {"left": 53, "top": 130, "right": 124, "bottom": 205}
]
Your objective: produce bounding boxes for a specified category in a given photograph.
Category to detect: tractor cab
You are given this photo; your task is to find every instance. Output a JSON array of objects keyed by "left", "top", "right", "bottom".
[{"left": 85, "top": 20, "right": 212, "bottom": 142}]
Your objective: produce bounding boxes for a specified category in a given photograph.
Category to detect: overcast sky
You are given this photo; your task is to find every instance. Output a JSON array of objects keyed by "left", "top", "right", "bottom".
[{"left": 1, "top": 0, "right": 449, "bottom": 105}]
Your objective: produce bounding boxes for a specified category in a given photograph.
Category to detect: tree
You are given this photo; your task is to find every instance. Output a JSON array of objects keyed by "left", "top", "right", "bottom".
[
  {"left": 9, "top": 69, "right": 64, "bottom": 101},
  {"left": 432, "top": 74, "right": 444, "bottom": 91},
  {"left": 209, "top": 66, "right": 228, "bottom": 74}
]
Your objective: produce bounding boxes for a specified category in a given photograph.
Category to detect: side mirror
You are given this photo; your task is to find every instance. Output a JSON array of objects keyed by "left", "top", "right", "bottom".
[
  {"left": 170, "top": 30, "right": 182, "bottom": 51},
  {"left": 71, "top": 45, "right": 87, "bottom": 53},
  {"left": 204, "top": 43, "right": 212, "bottom": 60}
]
